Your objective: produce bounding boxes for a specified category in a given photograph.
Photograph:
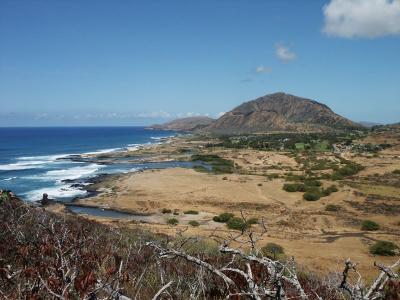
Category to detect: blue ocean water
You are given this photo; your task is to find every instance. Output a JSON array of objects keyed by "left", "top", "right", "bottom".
[{"left": 0, "top": 127, "right": 179, "bottom": 201}]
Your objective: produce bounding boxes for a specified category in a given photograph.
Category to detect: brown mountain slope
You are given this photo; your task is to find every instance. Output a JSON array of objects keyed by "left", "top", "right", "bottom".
[
  {"left": 148, "top": 116, "right": 214, "bottom": 132},
  {"left": 204, "top": 92, "right": 360, "bottom": 134}
]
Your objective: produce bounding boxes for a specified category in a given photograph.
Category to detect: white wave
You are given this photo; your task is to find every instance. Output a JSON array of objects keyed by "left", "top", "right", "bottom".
[
  {"left": 0, "top": 153, "right": 73, "bottom": 171},
  {"left": 3, "top": 176, "right": 17, "bottom": 181},
  {"left": 43, "top": 164, "right": 104, "bottom": 181},
  {"left": 18, "top": 154, "right": 71, "bottom": 161},
  {"left": 0, "top": 161, "right": 49, "bottom": 171},
  {"left": 24, "top": 185, "right": 87, "bottom": 201},
  {"left": 85, "top": 148, "right": 122, "bottom": 155},
  {"left": 150, "top": 135, "right": 175, "bottom": 140}
]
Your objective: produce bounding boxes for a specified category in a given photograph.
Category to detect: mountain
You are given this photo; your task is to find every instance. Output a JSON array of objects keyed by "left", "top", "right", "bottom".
[
  {"left": 204, "top": 92, "right": 360, "bottom": 134},
  {"left": 359, "top": 121, "right": 382, "bottom": 128},
  {"left": 148, "top": 116, "right": 214, "bottom": 132}
]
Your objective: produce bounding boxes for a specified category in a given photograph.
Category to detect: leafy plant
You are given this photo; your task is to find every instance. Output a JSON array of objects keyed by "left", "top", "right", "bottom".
[
  {"left": 261, "top": 243, "right": 285, "bottom": 259},
  {"left": 361, "top": 220, "right": 380, "bottom": 231},
  {"left": 167, "top": 218, "right": 179, "bottom": 226},
  {"left": 227, "top": 217, "right": 247, "bottom": 231},
  {"left": 188, "top": 220, "right": 200, "bottom": 227},
  {"left": 370, "top": 241, "right": 398, "bottom": 256},
  {"left": 184, "top": 210, "right": 199, "bottom": 215},
  {"left": 213, "top": 212, "right": 234, "bottom": 223},
  {"left": 303, "top": 191, "right": 321, "bottom": 201}
]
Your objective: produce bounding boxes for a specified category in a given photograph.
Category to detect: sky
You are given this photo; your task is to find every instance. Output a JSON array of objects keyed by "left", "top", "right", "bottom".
[{"left": 0, "top": 0, "right": 399, "bottom": 126}]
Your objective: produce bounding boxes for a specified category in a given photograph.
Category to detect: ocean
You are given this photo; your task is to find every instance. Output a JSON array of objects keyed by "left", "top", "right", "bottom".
[{"left": 0, "top": 127, "right": 180, "bottom": 202}]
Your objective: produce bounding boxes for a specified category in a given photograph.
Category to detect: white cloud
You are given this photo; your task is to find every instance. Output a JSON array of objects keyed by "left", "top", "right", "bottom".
[
  {"left": 136, "top": 111, "right": 172, "bottom": 118},
  {"left": 255, "top": 65, "right": 272, "bottom": 73},
  {"left": 176, "top": 112, "right": 205, "bottom": 118},
  {"left": 275, "top": 44, "right": 296, "bottom": 62},
  {"left": 323, "top": 0, "right": 400, "bottom": 38}
]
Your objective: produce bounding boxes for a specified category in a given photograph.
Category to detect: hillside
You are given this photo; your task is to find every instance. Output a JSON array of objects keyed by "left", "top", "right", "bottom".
[
  {"left": 148, "top": 116, "right": 214, "bottom": 132},
  {"left": 1, "top": 190, "right": 398, "bottom": 299},
  {"left": 204, "top": 92, "right": 360, "bottom": 134}
]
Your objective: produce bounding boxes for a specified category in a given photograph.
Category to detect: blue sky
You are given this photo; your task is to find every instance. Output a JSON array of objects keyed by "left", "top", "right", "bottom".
[{"left": 1, "top": 0, "right": 399, "bottom": 126}]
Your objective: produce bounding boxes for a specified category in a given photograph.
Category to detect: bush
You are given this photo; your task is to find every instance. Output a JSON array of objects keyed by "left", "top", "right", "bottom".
[
  {"left": 304, "top": 179, "right": 322, "bottom": 187},
  {"left": 283, "top": 183, "right": 305, "bottom": 192},
  {"left": 325, "top": 204, "right": 341, "bottom": 212},
  {"left": 191, "top": 154, "right": 234, "bottom": 174},
  {"left": 303, "top": 191, "right": 321, "bottom": 201},
  {"left": 184, "top": 210, "right": 199, "bottom": 215},
  {"left": 262, "top": 243, "right": 285, "bottom": 259},
  {"left": 322, "top": 185, "right": 338, "bottom": 196},
  {"left": 370, "top": 241, "right": 398, "bottom": 256},
  {"left": 227, "top": 217, "right": 247, "bottom": 231},
  {"left": 392, "top": 169, "right": 400, "bottom": 175},
  {"left": 167, "top": 218, "right": 179, "bottom": 226},
  {"left": 188, "top": 220, "right": 200, "bottom": 227},
  {"left": 213, "top": 212, "right": 234, "bottom": 223},
  {"left": 361, "top": 220, "right": 380, "bottom": 231},
  {"left": 162, "top": 208, "right": 172, "bottom": 214}
]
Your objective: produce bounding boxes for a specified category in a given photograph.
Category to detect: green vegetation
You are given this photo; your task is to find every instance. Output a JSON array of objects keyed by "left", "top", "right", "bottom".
[
  {"left": 161, "top": 208, "right": 172, "bottom": 214},
  {"left": 184, "top": 210, "right": 199, "bottom": 215},
  {"left": 0, "top": 191, "right": 8, "bottom": 205},
  {"left": 303, "top": 191, "right": 321, "bottom": 201},
  {"left": 192, "top": 166, "right": 209, "bottom": 173},
  {"left": 331, "top": 161, "right": 364, "bottom": 180},
  {"left": 227, "top": 217, "right": 247, "bottom": 231},
  {"left": 361, "top": 220, "right": 380, "bottom": 231},
  {"left": 370, "top": 241, "right": 398, "bottom": 256},
  {"left": 283, "top": 179, "right": 338, "bottom": 201},
  {"left": 261, "top": 243, "right": 285, "bottom": 259},
  {"left": 392, "top": 169, "right": 400, "bottom": 175},
  {"left": 218, "top": 132, "right": 360, "bottom": 152},
  {"left": 325, "top": 204, "right": 341, "bottom": 212},
  {"left": 167, "top": 218, "right": 179, "bottom": 226},
  {"left": 283, "top": 183, "right": 306, "bottom": 192},
  {"left": 322, "top": 185, "right": 338, "bottom": 196},
  {"left": 191, "top": 154, "right": 234, "bottom": 174},
  {"left": 213, "top": 212, "right": 234, "bottom": 223},
  {"left": 188, "top": 220, "right": 200, "bottom": 227}
]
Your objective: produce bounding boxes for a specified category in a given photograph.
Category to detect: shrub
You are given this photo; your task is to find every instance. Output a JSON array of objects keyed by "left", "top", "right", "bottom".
[
  {"left": 283, "top": 183, "right": 305, "bottom": 192},
  {"left": 392, "top": 169, "right": 400, "bottom": 175},
  {"left": 188, "top": 220, "right": 200, "bottom": 227},
  {"left": 304, "top": 179, "right": 322, "bottom": 187},
  {"left": 161, "top": 208, "right": 172, "bottom": 214},
  {"left": 322, "top": 185, "right": 339, "bottom": 196},
  {"left": 184, "top": 210, "right": 199, "bottom": 215},
  {"left": 191, "top": 154, "right": 234, "bottom": 174},
  {"left": 227, "top": 217, "right": 247, "bottom": 231},
  {"left": 370, "top": 241, "right": 398, "bottom": 256},
  {"left": 167, "top": 218, "right": 179, "bottom": 226},
  {"left": 213, "top": 212, "right": 234, "bottom": 223},
  {"left": 262, "top": 243, "right": 285, "bottom": 259},
  {"left": 361, "top": 220, "right": 380, "bottom": 231},
  {"left": 303, "top": 191, "right": 321, "bottom": 201},
  {"left": 325, "top": 204, "right": 341, "bottom": 212}
]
